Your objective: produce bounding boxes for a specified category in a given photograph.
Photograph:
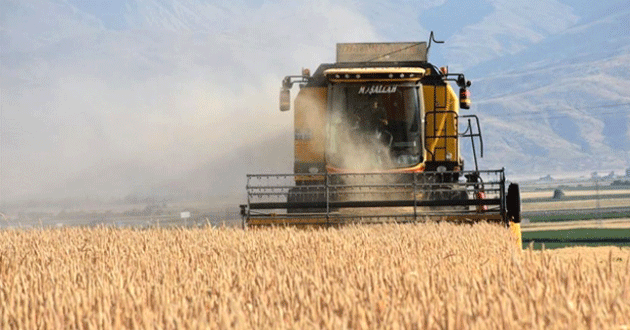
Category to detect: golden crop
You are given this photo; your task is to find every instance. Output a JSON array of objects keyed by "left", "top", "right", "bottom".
[{"left": 0, "top": 223, "right": 629, "bottom": 329}]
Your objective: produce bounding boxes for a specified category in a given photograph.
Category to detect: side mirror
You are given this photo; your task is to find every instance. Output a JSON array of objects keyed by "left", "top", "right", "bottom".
[
  {"left": 459, "top": 88, "right": 471, "bottom": 110},
  {"left": 279, "top": 88, "right": 290, "bottom": 112}
]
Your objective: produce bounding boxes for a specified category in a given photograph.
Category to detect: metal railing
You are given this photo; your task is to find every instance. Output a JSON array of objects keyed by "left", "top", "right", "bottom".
[{"left": 241, "top": 169, "right": 507, "bottom": 227}]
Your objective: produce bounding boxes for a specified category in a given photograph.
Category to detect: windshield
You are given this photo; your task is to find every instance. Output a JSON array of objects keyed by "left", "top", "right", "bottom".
[{"left": 327, "top": 84, "right": 422, "bottom": 170}]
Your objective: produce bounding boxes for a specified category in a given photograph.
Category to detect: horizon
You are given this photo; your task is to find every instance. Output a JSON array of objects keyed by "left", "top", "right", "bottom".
[{"left": 2, "top": 0, "right": 629, "bottom": 205}]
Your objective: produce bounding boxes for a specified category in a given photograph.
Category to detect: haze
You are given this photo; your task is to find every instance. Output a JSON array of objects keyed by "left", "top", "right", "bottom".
[{"left": 1, "top": 0, "right": 628, "bottom": 207}]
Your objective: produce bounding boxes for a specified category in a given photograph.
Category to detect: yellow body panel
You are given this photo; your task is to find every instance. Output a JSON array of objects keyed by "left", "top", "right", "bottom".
[
  {"left": 324, "top": 67, "right": 426, "bottom": 76},
  {"left": 423, "top": 84, "right": 460, "bottom": 163},
  {"left": 509, "top": 222, "right": 523, "bottom": 249},
  {"left": 294, "top": 87, "right": 327, "bottom": 162},
  {"left": 294, "top": 87, "right": 327, "bottom": 180},
  {"left": 294, "top": 72, "right": 464, "bottom": 173}
]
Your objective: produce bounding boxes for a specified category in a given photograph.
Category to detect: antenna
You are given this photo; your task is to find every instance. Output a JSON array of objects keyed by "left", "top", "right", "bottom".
[{"left": 426, "top": 31, "right": 444, "bottom": 58}]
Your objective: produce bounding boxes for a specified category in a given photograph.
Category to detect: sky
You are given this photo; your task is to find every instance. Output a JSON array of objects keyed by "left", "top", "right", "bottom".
[{"left": 0, "top": 0, "right": 620, "bottom": 204}]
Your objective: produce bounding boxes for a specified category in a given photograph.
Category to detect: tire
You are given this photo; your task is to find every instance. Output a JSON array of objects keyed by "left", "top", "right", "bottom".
[{"left": 506, "top": 183, "right": 521, "bottom": 223}]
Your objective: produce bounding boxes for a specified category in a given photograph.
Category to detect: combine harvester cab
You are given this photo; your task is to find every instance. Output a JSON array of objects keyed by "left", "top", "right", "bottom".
[{"left": 240, "top": 34, "right": 522, "bottom": 246}]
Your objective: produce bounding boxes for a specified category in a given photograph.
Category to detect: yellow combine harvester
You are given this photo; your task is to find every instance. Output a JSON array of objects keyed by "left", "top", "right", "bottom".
[{"left": 240, "top": 33, "right": 522, "bottom": 245}]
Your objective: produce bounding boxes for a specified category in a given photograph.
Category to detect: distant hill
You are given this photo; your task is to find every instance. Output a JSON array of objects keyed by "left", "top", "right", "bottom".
[
  {"left": 467, "top": 1, "right": 630, "bottom": 176},
  {"left": 2, "top": 0, "right": 629, "bottom": 203}
]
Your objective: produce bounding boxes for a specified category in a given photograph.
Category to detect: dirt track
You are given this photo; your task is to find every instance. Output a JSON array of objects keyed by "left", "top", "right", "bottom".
[
  {"left": 522, "top": 218, "right": 630, "bottom": 231},
  {"left": 523, "top": 198, "right": 630, "bottom": 211},
  {"left": 522, "top": 189, "right": 630, "bottom": 199}
]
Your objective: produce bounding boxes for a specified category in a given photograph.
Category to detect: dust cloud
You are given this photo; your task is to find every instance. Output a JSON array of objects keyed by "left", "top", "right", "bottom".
[
  {"left": 324, "top": 105, "right": 419, "bottom": 214},
  {"left": 0, "top": 0, "right": 383, "bottom": 213},
  {"left": 327, "top": 111, "right": 397, "bottom": 172}
]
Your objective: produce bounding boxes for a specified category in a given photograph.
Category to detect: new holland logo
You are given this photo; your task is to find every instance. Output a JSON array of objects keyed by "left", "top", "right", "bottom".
[{"left": 358, "top": 85, "right": 397, "bottom": 95}]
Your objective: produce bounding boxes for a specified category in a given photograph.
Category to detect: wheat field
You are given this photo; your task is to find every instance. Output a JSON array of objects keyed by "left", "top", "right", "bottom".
[{"left": 1, "top": 223, "right": 629, "bottom": 329}]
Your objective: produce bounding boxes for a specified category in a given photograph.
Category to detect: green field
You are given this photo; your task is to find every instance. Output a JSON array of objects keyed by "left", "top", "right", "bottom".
[
  {"left": 522, "top": 228, "right": 630, "bottom": 249},
  {"left": 522, "top": 193, "right": 630, "bottom": 203},
  {"left": 527, "top": 210, "right": 630, "bottom": 223}
]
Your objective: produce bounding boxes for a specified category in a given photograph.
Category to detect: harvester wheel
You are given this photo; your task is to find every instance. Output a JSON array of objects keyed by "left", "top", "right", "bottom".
[{"left": 506, "top": 183, "right": 521, "bottom": 223}]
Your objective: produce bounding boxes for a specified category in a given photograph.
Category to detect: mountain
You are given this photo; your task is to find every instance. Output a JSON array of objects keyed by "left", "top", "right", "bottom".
[
  {"left": 1, "top": 0, "right": 629, "bottom": 204},
  {"left": 466, "top": 1, "right": 630, "bottom": 176},
  {"left": 436, "top": 0, "right": 579, "bottom": 70}
]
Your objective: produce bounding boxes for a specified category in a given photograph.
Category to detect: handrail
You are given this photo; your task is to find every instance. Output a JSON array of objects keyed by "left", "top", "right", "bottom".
[{"left": 241, "top": 169, "right": 507, "bottom": 226}]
